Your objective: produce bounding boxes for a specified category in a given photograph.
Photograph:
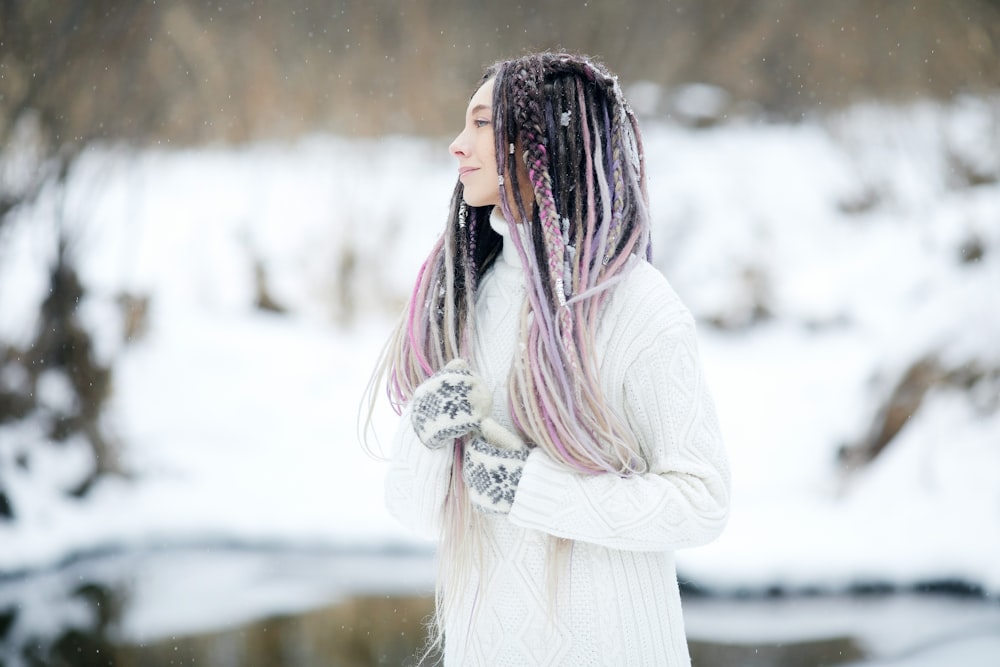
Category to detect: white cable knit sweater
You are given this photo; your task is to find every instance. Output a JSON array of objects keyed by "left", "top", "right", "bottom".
[{"left": 385, "top": 211, "right": 730, "bottom": 666}]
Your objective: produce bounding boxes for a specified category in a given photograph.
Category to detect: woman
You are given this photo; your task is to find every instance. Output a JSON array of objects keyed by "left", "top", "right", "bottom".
[{"left": 374, "top": 53, "right": 730, "bottom": 666}]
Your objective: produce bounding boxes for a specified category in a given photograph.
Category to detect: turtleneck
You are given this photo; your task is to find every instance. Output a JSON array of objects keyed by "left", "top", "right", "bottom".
[
  {"left": 489, "top": 208, "right": 524, "bottom": 270},
  {"left": 473, "top": 208, "right": 527, "bottom": 432}
]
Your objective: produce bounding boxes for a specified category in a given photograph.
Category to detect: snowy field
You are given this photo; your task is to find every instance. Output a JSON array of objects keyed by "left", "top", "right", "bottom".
[{"left": 1, "top": 93, "right": 999, "bottom": 628}]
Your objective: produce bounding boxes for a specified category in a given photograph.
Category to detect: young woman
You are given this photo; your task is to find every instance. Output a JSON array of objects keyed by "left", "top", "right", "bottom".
[{"left": 374, "top": 52, "right": 730, "bottom": 666}]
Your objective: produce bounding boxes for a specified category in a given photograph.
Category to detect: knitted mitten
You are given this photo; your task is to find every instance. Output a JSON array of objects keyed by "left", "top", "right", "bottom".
[
  {"left": 410, "top": 359, "right": 492, "bottom": 449},
  {"left": 462, "top": 418, "right": 530, "bottom": 514}
]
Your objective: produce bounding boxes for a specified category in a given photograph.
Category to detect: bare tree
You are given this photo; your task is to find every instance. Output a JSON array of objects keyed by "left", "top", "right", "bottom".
[{"left": 0, "top": 0, "right": 160, "bottom": 511}]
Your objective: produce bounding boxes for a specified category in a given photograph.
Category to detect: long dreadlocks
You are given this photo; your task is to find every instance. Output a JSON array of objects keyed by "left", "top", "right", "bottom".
[
  {"left": 368, "top": 52, "right": 653, "bottom": 661},
  {"left": 381, "top": 52, "right": 651, "bottom": 476}
]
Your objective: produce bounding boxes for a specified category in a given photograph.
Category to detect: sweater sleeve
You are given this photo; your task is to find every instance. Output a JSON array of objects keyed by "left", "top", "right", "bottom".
[
  {"left": 383, "top": 405, "right": 454, "bottom": 540},
  {"left": 508, "top": 311, "right": 731, "bottom": 552}
]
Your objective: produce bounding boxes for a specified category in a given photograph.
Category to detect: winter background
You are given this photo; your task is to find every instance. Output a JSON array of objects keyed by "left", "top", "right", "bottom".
[{"left": 2, "top": 2, "right": 1000, "bottom": 666}]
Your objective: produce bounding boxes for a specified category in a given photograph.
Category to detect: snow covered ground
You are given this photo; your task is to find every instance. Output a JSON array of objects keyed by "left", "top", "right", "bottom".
[{"left": 1, "top": 96, "right": 998, "bottom": 610}]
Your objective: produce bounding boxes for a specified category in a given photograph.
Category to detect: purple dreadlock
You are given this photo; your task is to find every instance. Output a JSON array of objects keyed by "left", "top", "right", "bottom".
[
  {"left": 368, "top": 52, "right": 653, "bottom": 659},
  {"left": 491, "top": 53, "right": 651, "bottom": 475},
  {"left": 379, "top": 53, "right": 651, "bottom": 477}
]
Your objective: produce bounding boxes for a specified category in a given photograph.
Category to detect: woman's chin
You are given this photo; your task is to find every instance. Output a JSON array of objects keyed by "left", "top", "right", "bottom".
[{"left": 460, "top": 186, "right": 500, "bottom": 208}]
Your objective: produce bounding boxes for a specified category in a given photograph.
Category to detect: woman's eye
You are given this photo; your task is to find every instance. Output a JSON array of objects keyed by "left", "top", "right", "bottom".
[{"left": 473, "top": 119, "right": 490, "bottom": 128}]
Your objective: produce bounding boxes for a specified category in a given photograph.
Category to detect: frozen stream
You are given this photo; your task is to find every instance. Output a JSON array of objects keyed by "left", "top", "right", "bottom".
[{"left": 0, "top": 547, "right": 997, "bottom": 666}]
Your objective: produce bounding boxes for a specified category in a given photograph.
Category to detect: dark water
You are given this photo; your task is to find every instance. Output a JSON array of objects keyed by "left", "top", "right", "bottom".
[
  {"left": 1, "top": 547, "right": 998, "bottom": 667},
  {"left": 114, "top": 594, "right": 437, "bottom": 667}
]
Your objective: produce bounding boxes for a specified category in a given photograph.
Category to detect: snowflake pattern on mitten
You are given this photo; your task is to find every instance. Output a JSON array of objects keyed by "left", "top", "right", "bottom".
[
  {"left": 410, "top": 360, "right": 491, "bottom": 449},
  {"left": 463, "top": 436, "right": 529, "bottom": 513}
]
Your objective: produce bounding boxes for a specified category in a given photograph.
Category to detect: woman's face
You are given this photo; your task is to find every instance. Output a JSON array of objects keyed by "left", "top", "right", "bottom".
[{"left": 449, "top": 78, "right": 500, "bottom": 208}]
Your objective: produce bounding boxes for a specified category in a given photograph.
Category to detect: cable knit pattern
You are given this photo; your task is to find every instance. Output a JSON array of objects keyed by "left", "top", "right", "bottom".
[{"left": 384, "top": 210, "right": 730, "bottom": 665}]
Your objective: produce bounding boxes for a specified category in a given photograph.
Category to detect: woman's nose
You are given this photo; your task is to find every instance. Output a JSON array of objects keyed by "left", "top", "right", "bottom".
[{"left": 449, "top": 130, "right": 468, "bottom": 158}]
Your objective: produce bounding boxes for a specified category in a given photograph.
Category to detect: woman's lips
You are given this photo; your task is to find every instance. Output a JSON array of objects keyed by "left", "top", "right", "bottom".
[{"left": 458, "top": 167, "right": 478, "bottom": 180}]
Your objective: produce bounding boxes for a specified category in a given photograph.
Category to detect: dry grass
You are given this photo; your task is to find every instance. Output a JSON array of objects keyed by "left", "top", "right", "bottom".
[{"left": 2, "top": 0, "right": 999, "bottom": 147}]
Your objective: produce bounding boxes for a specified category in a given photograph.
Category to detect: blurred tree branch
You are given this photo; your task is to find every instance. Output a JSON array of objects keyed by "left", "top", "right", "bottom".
[{"left": 0, "top": 0, "right": 158, "bottom": 509}]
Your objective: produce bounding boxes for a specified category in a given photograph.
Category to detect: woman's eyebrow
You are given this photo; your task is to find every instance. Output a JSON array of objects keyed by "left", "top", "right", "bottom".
[{"left": 468, "top": 103, "right": 490, "bottom": 116}]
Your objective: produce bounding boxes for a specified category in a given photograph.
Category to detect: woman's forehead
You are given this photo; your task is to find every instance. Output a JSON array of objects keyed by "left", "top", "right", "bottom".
[{"left": 467, "top": 78, "right": 494, "bottom": 113}]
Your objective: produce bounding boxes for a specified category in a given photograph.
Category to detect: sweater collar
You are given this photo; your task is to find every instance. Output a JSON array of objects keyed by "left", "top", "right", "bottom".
[{"left": 489, "top": 207, "right": 524, "bottom": 269}]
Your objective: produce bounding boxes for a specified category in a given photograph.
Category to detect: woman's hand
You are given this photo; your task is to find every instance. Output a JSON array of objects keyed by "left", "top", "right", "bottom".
[{"left": 410, "top": 359, "right": 492, "bottom": 449}]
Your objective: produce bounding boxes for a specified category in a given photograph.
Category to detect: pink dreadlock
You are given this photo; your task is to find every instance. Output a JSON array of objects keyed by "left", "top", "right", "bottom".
[{"left": 492, "top": 53, "right": 651, "bottom": 476}]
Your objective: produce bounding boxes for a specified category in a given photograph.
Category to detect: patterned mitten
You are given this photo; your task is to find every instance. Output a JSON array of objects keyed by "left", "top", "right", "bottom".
[
  {"left": 462, "top": 418, "right": 530, "bottom": 514},
  {"left": 410, "top": 359, "right": 492, "bottom": 449}
]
